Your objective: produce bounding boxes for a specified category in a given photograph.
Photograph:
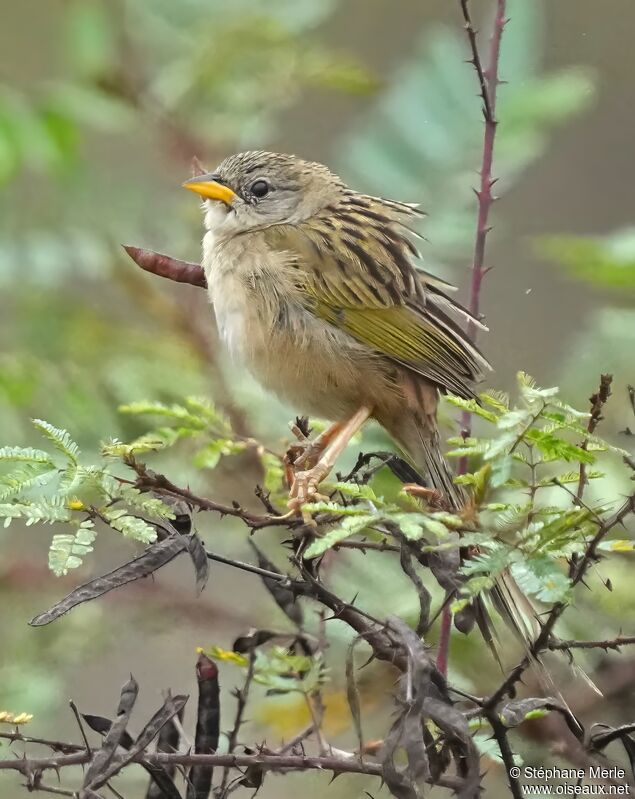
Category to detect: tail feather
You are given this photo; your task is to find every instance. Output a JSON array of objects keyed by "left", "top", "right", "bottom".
[{"left": 391, "top": 413, "right": 540, "bottom": 661}]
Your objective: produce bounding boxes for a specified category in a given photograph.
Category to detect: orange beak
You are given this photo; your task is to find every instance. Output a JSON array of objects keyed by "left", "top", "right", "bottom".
[{"left": 182, "top": 173, "right": 236, "bottom": 206}]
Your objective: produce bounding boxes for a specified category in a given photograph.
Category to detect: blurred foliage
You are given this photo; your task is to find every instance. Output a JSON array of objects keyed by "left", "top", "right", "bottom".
[
  {"left": 338, "top": 0, "right": 594, "bottom": 267},
  {"left": 540, "top": 228, "right": 635, "bottom": 396},
  {"left": 540, "top": 228, "right": 635, "bottom": 291},
  {"left": 2, "top": 1, "right": 633, "bottom": 793}
]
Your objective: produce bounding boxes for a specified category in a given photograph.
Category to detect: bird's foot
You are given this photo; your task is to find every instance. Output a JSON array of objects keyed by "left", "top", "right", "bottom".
[
  {"left": 287, "top": 464, "right": 331, "bottom": 512},
  {"left": 292, "top": 438, "right": 327, "bottom": 470}
]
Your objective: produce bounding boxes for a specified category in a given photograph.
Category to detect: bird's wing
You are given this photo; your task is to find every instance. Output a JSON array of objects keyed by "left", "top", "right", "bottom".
[{"left": 263, "top": 194, "right": 490, "bottom": 398}]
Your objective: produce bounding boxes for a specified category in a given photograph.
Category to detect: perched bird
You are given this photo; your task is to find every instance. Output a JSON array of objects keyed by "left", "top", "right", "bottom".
[{"left": 183, "top": 150, "right": 490, "bottom": 511}]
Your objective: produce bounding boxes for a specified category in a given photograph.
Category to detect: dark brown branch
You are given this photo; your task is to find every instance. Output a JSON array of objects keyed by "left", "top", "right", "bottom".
[
  {"left": 485, "top": 712, "right": 522, "bottom": 799},
  {"left": 217, "top": 652, "right": 255, "bottom": 796},
  {"left": 576, "top": 374, "right": 613, "bottom": 501},
  {"left": 548, "top": 635, "right": 635, "bottom": 652},
  {"left": 0, "top": 749, "right": 465, "bottom": 791},
  {"left": 590, "top": 722, "right": 635, "bottom": 751},
  {"left": 130, "top": 458, "right": 294, "bottom": 530}
]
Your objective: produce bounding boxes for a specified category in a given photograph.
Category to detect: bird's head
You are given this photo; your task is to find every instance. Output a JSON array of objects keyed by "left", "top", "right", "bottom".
[{"left": 183, "top": 151, "right": 344, "bottom": 238}]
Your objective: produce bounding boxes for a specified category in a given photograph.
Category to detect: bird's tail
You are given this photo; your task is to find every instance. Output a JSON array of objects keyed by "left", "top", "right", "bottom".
[{"left": 388, "top": 412, "right": 540, "bottom": 659}]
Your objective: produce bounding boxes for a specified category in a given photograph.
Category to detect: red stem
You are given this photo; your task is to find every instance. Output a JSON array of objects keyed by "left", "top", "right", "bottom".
[
  {"left": 465, "top": 0, "right": 506, "bottom": 340},
  {"left": 438, "top": 0, "right": 507, "bottom": 678},
  {"left": 459, "top": 0, "right": 507, "bottom": 457}
]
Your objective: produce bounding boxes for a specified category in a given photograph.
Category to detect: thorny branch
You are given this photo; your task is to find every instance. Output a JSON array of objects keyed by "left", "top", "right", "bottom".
[
  {"left": 0, "top": 741, "right": 465, "bottom": 792},
  {"left": 484, "top": 491, "right": 635, "bottom": 711},
  {"left": 438, "top": 0, "right": 508, "bottom": 680}
]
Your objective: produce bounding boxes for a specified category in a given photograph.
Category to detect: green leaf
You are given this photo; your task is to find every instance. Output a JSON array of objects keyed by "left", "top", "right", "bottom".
[
  {"left": 389, "top": 512, "right": 435, "bottom": 541},
  {"left": 119, "top": 400, "right": 206, "bottom": 430},
  {"left": 0, "top": 447, "right": 54, "bottom": 465},
  {"left": 598, "top": 540, "right": 635, "bottom": 553},
  {"left": 545, "top": 469, "right": 604, "bottom": 487},
  {"left": 454, "top": 463, "right": 491, "bottom": 503},
  {"left": 49, "top": 520, "right": 96, "bottom": 576},
  {"left": 512, "top": 555, "right": 571, "bottom": 603},
  {"left": 303, "top": 514, "right": 375, "bottom": 558},
  {"left": 539, "top": 229, "right": 635, "bottom": 291},
  {"left": 193, "top": 438, "right": 246, "bottom": 469},
  {"left": 103, "top": 508, "right": 157, "bottom": 544},
  {"left": 0, "top": 463, "right": 58, "bottom": 502},
  {"left": 0, "top": 498, "right": 71, "bottom": 527},
  {"left": 445, "top": 396, "right": 498, "bottom": 423},
  {"left": 524, "top": 428, "right": 594, "bottom": 464},
  {"left": 300, "top": 500, "right": 371, "bottom": 516},
  {"left": 32, "top": 419, "right": 80, "bottom": 464},
  {"left": 479, "top": 390, "right": 510, "bottom": 413},
  {"left": 328, "top": 482, "right": 379, "bottom": 503},
  {"left": 101, "top": 434, "right": 172, "bottom": 457},
  {"left": 117, "top": 486, "right": 175, "bottom": 521},
  {"left": 261, "top": 452, "right": 285, "bottom": 494},
  {"left": 65, "top": 1, "right": 116, "bottom": 78}
]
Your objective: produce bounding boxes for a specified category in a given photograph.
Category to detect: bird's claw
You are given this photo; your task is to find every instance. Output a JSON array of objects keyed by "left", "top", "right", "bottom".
[{"left": 288, "top": 466, "right": 330, "bottom": 512}]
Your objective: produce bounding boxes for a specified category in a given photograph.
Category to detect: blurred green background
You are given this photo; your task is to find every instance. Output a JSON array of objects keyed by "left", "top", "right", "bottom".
[{"left": 1, "top": 0, "right": 634, "bottom": 796}]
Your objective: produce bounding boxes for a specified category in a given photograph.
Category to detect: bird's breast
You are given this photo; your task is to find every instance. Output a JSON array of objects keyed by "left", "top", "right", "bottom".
[{"left": 201, "top": 229, "right": 390, "bottom": 419}]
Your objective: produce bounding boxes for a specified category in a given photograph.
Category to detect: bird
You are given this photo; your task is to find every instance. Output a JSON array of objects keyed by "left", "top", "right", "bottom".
[
  {"left": 183, "top": 150, "right": 490, "bottom": 514},
  {"left": 181, "top": 149, "right": 544, "bottom": 656}
]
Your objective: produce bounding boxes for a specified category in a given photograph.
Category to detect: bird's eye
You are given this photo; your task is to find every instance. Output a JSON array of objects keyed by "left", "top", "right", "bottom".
[{"left": 250, "top": 179, "right": 269, "bottom": 198}]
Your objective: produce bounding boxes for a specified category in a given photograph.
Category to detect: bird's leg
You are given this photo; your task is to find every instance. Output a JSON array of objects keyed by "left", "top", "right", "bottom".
[
  {"left": 292, "top": 421, "right": 343, "bottom": 469},
  {"left": 288, "top": 406, "right": 372, "bottom": 510},
  {"left": 283, "top": 421, "right": 343, "bottom": 488}
]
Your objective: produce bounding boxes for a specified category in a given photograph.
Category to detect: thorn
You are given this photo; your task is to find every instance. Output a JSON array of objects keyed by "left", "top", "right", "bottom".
[{"left": 191, "top": 156, "right": 207, "bottom": 177}]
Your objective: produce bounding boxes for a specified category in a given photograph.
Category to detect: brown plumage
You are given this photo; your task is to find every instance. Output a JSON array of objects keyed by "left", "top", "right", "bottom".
[{"left": 184, "top": 150, "right": 531, "bottom": 650}]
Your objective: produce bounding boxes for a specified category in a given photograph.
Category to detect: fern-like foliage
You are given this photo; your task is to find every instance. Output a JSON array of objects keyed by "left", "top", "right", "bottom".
[
  {"left": 445, "top": 372, "right": 629, "bottom": 608},
  {"left": 1, "top": 376, "right": 632, "bottom": 615},
  {"left": 0, "top": 419, "right": 176, "bottom": 574}
]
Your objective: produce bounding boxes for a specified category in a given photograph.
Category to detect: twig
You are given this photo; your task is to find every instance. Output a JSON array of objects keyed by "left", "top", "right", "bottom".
[
  {"left": 0, "top": 749, "right": 465, "bottom": 791},
  {"left": 576, "top": 374, "right": 613, "bottom": 501},
  {"left": 69, "top": 700, "right": 92, "bottom": 756},
  {"left": 548, "top": 635, "right": 635, "bottom": 652},
  {"left": 276, "top": 725, "right": 316, "bottom": 754},
  {"left": 485, "top": 712, "right": 522, "bottom": 799},
  {"left": 590, "top": 722, "right": 635, "bottom": 750},
  {"left": 485, "top": 492, "right": 635, "bottom": 708},
  {"left": 436, "top": 602, "right": 453, "bottom": 678},
  {"left": 23, "top": 781, "right": 77, "bottom": 798},
  {"left": 130, "top": 458, "right": 295, "bottom": 530},
  {"left": 218, "top": 653, "right": 256, "bottom": 796},
  {"left": 444, "top": 0, "right": 508, "bottom": 680},
  {"left": 205, "top": 550, "right": 298, "bottom": 587},
  {"left": 0, "top": 731, "right": 83, "bottom": 754},
  {"left": 461, "top": 0, "right": 507, "bottom": 344},
  {"left": 459, "top": 0, "right": 493, "bottom": 122}
]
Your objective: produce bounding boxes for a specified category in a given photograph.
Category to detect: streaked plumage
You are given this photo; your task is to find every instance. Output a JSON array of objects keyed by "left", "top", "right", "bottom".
[
  {"left": 188, "top": 150, "right": 490, "bottom": 505},
  {"left": 182, "top": 150, "right": 550, "bottom": 664}
]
